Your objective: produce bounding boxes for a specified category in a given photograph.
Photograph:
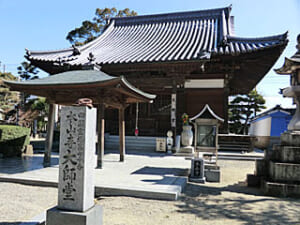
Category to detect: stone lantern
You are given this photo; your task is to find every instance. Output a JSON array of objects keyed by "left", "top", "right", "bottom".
[
  {"left": 189, "top": 104, "right": 224, "bottom": 183},
  {"left": 275, "top": 34, "right": 300, "bottom": 141},
  {"left": 190, "top": 104, "right": 224, "bottom": 159},
  {"left": 248, "top": 34, "right": 300, "bottom": 197}
]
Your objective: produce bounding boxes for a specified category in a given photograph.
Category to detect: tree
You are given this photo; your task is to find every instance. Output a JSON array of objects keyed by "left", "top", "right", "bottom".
[
  {"left": 0, "top": 72, "right": 19, "bottom": 112},
  {"left": 229, "top": 90, "right": 266, "bottom": 134},
  {"left": 16, "top": 61, "right": 39, "bottom": 107},
  {"left": 66, "top": 7, "right": 137, "bottom": 46},
  {"left": 29, "top": 97, "right": 49, "bottom": 132},
  {"left": 17, "top": 61, "right": 39, "bottom": 81}
]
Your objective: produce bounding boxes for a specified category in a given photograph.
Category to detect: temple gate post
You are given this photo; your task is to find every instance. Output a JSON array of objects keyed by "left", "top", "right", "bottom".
[
  {"left": 96, "top": 103, "right": 105, "bottom": 168},
  {"left": 43, "top": 103, "right": 56, "bottom": 167},
  {"left": 119, "top": 106, "right": 125, "bottom": 162}
]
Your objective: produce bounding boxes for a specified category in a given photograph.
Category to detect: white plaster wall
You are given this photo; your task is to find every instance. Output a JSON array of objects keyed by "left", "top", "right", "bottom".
[{"left": 249, "top": 117, "right": 272, "bottom": 137}]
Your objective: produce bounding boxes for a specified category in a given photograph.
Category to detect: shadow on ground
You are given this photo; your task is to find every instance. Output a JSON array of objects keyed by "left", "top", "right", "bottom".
[
  {"left": 183, "top": 182, "right": 264, "bottom": 197},
  {"left": 132, "top": 166, "right": 188, "bottom": 185},
  {"left": 177, "top": 182, "right": 300, "bottom": 224},
  {"left": 0, "top": 155, "right": 59, "bottom": 175},
  {"left": 132, "top": 166, "right": 188, "bottom": 176},
  {"left": 0, "top": 223, "right": 43, "bottom": 225},
  {"left": 0, "top": 223, "right": 32, "bottom": 225}
]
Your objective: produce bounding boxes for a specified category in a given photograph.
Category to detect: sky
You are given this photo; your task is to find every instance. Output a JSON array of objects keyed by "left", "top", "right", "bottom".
[{"left": 0, "top": 0, "right": 299, "bottom": 111}]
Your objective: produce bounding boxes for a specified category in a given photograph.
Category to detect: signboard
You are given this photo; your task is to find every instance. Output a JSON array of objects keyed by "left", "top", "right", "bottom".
[
  {"left": 171, "top": 94, "right": 176, "bottom": 127},
  {"left": 156, "top": 138, "right": 166, "bottom": 152}
]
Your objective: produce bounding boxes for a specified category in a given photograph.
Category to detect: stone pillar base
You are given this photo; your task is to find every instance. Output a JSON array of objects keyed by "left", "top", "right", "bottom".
[
  {"left": 189, "top": 176, "right": 206, "bottom": 183},
  {"left": 175, "top": 146, "right": 194, "bottom": 156},
  {"left": 46, "top": 205, "right": 102, "bottom": 225},
  {"left": 281, "top": 131, "right": 300, "bottom": 146}
]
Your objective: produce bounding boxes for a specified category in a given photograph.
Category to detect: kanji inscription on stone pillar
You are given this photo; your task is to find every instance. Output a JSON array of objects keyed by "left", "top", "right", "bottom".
[{"left": 58, "top": 106, "right": 96, "bottom": 212}]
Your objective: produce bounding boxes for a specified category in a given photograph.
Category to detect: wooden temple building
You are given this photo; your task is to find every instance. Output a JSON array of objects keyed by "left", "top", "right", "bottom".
[{"left": 24, "top": 6, "right": 287, "bottom": 136}]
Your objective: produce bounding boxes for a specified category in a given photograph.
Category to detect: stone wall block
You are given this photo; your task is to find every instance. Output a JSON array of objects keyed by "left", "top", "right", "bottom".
[
  {"left": 255, "top": 159, "right": 268, "bottom": 177},
  {"left": 281, "top": 132, "right": 300, "bottom": 147}
]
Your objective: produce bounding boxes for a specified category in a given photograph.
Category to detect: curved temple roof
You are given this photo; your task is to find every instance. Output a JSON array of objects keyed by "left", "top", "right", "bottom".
[
  {"left": 4, "top": 70, "right": 156, "bottom": 107},
  {"left": 275, "top": 34, "right": 300, "bottom": 75},
  {"left": 26, "top": 6, "right": 288, "bottom": 67}
]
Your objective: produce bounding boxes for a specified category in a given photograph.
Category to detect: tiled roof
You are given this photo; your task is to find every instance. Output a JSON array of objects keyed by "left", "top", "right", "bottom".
[
  {"left": 275, "top": 34, "right": 300, "bottom": 74},
  {"left": 26, "top": 6, "right": 288, "bottom": 66},
  {"left": 4, "top": 70, "right": 156, "bottom": 101}
]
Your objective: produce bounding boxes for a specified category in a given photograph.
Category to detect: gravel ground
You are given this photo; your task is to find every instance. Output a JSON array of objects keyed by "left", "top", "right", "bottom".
[
  {"left": 0, "top": 183, "right": 57, "bottom": 225},
  {"left": 1, "top": 160, "right": 300, "bottom": 225}
]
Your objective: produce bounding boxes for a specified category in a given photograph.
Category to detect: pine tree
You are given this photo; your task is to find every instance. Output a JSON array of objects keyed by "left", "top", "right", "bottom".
[
  {"left": 0, "top": 72, "right": 19, "bottom": 112},
  {"left": 229, "top": 90, "right": 266, "bottom": 134},
  {"left": 66, "top": 7, "right": 137, "bottom": 46}
]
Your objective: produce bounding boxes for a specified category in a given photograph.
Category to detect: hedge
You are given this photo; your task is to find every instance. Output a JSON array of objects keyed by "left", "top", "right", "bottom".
[{"left": 0, "top": 125, "right": 30, "bottom": 157}]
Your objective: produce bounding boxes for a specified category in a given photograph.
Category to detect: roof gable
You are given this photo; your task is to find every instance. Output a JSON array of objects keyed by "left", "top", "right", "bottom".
[{"left": 190, "top": 104, "right": 224, "bottom": 122}]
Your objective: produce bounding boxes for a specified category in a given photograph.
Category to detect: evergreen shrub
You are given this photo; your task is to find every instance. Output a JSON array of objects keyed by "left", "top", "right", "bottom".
[{"left": 0, "top": 125, "right": 30, "bottom": 157}]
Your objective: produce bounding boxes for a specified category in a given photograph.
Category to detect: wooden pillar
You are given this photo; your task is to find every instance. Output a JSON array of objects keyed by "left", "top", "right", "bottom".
[
  {"left": 119, "top": 107, "right": 125, "bottom": 162},
  {"left": 96, "top": 103, "right": 105, "bottom": 168},
  {"left": 171, "top": 80, "right": 177, "bottom": 146},
  {"left": 223, "top": 76, "right": 230, "bottom": 133},
  {"left": 43, "top": 103, "right": 56, "bottom": 167}
]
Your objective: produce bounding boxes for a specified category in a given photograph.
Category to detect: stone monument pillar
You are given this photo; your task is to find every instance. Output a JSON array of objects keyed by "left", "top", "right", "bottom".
[
  {"left": 189, "top": 157, "right": 206, "bottom": 183},
  {"left": 46, "top": 106, "right": 102, "bottom": 225}
]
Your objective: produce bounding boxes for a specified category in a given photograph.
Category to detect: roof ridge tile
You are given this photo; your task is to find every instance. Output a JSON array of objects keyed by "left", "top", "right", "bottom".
[{"left": 111, "top": 6, "right": 231, "bottom": 26}]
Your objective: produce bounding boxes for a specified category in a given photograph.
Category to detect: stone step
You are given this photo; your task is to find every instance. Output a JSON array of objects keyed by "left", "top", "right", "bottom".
[
  {"left": 105, "top": 139, "right": 156, "bottom": 145},
  {"left": 218, "top": 142, "right": 251, "bottom": 145},
  {"left": 269, "top": 161, "right": 300, "bottom": 182},
  {"left": 106, "top": 135, "right": 159, "bottom": 141},
  {"left": 218, "top": 146, "right": 251, "bottom": 152},
  {"left": 247, "top": 174, "right": 261, "bottom": 187},
  {"left": 105, "top": 145, "right": 155, "bottom": 151},
  {"left": 263, "top": 180, "right": 300, "bottom": 197},
  {"left": 281, "top": 131, "right": 300, "bottom": 147},
  {"left": 105, "top": 140, "right": 156, "bottom": 145},
  {"left": 95, "top": 176, "right": 187, "bottom": 201},
  {"left": 218, "top": 134, "right": 253, "bottom": 152},
  {"left": 269, "top": 146, "right": 300, "bottom": 163},
  {"left": 105, "top": 142, "right": 156, "bottom": 151},
  {"left": 105, "top": 135, "right": 162, "bottom": 151}
]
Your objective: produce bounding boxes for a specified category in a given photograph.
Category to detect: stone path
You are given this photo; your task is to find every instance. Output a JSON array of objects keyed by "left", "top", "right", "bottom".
[{"left": 0, "top": 153, "right": 190, "bottom": 201}]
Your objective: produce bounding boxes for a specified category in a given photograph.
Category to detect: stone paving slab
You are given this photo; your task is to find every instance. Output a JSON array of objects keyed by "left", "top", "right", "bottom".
[{"left": 0, "top": 153, "right": 190, "bottom": 201}]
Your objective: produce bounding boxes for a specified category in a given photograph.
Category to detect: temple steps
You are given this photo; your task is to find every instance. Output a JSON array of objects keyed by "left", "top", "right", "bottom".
[
  {"left": 104, "top": 135, "right": 158, "bottom": 151},
  {"left": 218, "top": 134, "right": 254, "bottom": 152}
]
